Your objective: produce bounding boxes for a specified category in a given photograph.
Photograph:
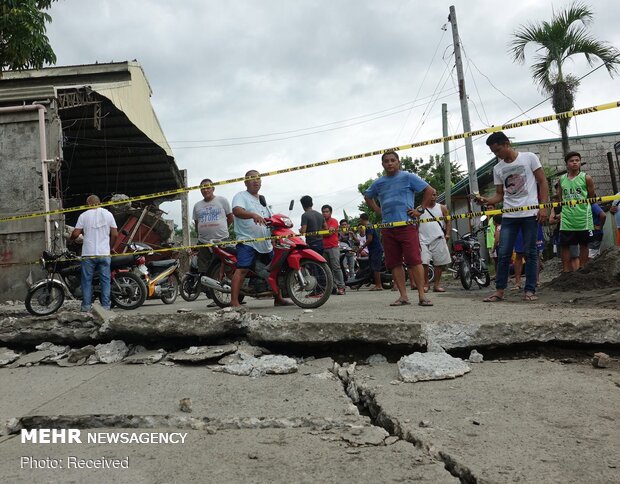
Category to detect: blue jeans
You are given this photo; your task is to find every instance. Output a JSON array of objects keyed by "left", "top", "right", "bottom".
[
  {"left": 496, "top": 217, "right": 538, "bottom": 293},
  {"left": 81, "top": 257, "right": 111, "bottom": 311}
]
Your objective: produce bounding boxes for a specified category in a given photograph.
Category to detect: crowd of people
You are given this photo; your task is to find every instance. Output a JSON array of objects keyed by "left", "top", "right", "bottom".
[
  {"left": 66, "top": 129, "right": 618, "bottom": 314},
  {"left": 188, "top": 130, "right": 618, "bottom": 310}
]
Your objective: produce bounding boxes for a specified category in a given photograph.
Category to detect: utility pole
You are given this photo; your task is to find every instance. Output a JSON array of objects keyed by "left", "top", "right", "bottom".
[
  {"left": 449, "top": 5, "right": 479, "bottom": 197},
  {"left": 442, "top": 103, "right": 451, "bottom": 212}
]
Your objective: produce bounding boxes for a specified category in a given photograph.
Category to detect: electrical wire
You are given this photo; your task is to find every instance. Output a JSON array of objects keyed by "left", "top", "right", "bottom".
[{"left": 393, "top": 27, "right": 447, "bottom": 143}]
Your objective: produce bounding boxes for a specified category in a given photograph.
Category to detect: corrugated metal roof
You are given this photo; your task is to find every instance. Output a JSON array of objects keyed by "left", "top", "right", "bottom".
[{"left": 0, "top": 85, "right": 56, "bottom": 104}]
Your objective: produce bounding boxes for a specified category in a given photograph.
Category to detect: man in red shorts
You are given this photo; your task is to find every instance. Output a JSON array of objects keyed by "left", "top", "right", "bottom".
[{"left": 364, "top": 151, "right": 434, "bottom": 306}]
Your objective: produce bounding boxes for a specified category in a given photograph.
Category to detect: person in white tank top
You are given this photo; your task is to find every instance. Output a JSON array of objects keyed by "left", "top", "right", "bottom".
[{"left": 418, "top": 189, "right": 452, "bottom": 292}]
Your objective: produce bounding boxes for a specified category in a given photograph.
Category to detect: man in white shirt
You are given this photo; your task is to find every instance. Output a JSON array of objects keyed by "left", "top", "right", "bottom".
[
  {"left": 70, "top": 195, "right": 118, "bottom": 311},
  {"left": 476, "top": 131, "right": 549, "bottom": 303},
  {"left": 193, "top": 178, "right": 233, "bottom": 274}
]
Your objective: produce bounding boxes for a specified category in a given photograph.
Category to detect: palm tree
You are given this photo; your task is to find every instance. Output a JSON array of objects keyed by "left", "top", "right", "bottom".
[{"left": 510, "top": 2, "right": 620, "bottom": 155}]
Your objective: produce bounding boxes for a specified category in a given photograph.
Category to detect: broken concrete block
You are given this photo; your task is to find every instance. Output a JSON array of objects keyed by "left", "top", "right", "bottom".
[
  {"left": 592, "top": 352, "right": 611, "bottom": 368},
  {"left": 95, "top": 340, "right": 129, "bottom": 364},
  {"left": 426, "top": 341, "right": 446, "bottom": 353},
  {"left": 124, "top": 349, "right": 166, "bottom": 365},
  {"left": 213, "top": 354, "right": 297, "bottom": 377},
  {"left": 398, "top": 352, "right": 471, "bottom": 382},
  {"left": 67, "top": 345, "right": 96, "bottom": 363},
  {"left": 469, "top": 349, "right": 484, "bottom": 363},
  {"left": 8, "top": 350, "right": 55, "bottom": 368},
  {"left": 35, "top": 342, "right": 70, "bottom": 355},
  {"left": 169, "top": 344, "right": 237, "bottom": 363},
  {"left": 366, "top": 354, "right": 388, "bottom": 365},
  {"left": 0, "top": 348, "right": 20, "bottom": 366}
]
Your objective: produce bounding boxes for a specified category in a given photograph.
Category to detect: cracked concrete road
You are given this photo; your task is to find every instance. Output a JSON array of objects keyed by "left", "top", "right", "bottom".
[
  {"left": 0, "top": 360, "right": 456, "bottom": 483},
  {"left": 346, "top": 358, "right": 620, "bottom": 483}
]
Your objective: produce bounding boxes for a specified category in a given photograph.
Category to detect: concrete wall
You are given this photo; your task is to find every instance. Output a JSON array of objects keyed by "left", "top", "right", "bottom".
[{"left": 0, "top": 107, "right": 62, "bottom": 302}]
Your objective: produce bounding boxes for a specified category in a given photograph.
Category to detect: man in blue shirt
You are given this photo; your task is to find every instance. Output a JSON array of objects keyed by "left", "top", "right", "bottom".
[{"left": 364, "top": 151, "right": 434, "bottom": 307}]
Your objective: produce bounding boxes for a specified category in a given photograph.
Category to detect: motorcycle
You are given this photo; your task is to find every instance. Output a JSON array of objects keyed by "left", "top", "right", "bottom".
[
  {"left": 448, "top": 217, "right": 490, "bottom": 290},
  {"left": 180, "top": 250, "right": 206, "bottom": 302},
  {"left": 200, "top": 213, "right": 334, "bottom": 309},
  {"left": 25, "top": 250, "right": 147, "bottom": 316},
  {"left": 127, "top": 242, "right": 180, "bottom": 304},
  {"left": 344, "top": 253, "right": 393, "bottom": 290}
]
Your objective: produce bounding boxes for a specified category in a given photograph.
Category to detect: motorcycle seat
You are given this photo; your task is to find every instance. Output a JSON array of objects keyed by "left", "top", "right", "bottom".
[
  {"left": 148, "top": 259, "right": 178, "bottom": 268},
  {"left": 110, "top": 255, "right": 136, "bottom": 268}
]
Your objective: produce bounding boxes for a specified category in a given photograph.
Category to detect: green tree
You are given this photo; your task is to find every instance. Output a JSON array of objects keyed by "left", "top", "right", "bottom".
[
  {"left": 0, "top": 0, "right": 57, "bottom": 76},
  {"left": 510, "top": 1, "right": 620, "bottom": 155},
  {"left": 357, "top": 154, "right": 464, "bottom": 223}
]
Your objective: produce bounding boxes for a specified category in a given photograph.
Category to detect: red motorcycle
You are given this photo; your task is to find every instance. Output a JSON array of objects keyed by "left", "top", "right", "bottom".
[{"left": 200, "top": 213, "right": 333, "bottom": 309}]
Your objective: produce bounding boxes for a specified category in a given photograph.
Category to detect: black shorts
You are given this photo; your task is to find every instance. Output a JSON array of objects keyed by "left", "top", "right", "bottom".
[{"left": 559, "top": 230, "right": 592, "bottom": 247}]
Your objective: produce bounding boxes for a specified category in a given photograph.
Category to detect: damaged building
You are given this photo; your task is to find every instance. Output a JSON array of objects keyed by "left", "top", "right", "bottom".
[{"left": 0, "top": 61, "right": 188, "bottom": 302}]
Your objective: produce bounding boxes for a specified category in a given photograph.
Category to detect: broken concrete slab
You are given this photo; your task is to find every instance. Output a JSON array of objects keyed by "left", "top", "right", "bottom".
[
  {"left": 168, "top": 344, "right": 237, "bottom": 363},
  {"left": 345, "top": 360, "right": 620, "bottom": 483},
  {"left": 67, "top": 345, "right": 96, "bottom": 363},
  {"left": 0, "top": 348, "right": 20, "bottom": 366},
  {"left": 124, "top": 349, "right": 166, "bottom": 365},
  {"left": 8, "top": 350, "right": 55, "bottom": 368},
  {"left": 213, "top": 354, "right": 298, "bottom": 377},
  {"left": 34, "top": 342, "right": 70, "bottom": 354},
  {"left": 398, "top": 352, "right": 471, "bottom": 382},
  {"left": 0, "top": 428, "right": 456, "bottom": 483},
  {"left": 0, "top": 364, "right": 356, "bottom": 425},
  {"left": 95, "top": 340, "right": 129, "bottom": 364}
]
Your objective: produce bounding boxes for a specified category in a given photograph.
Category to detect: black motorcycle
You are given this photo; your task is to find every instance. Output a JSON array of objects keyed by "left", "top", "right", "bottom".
[
  {"left": 180, "top": 251, "right": 208, "bottom": 302},
  {"left": 345, "top": 254, "right": 393, "bottom": 290},
  {"left": 449, "top": 218, "right": 490, "bottom": 290},
  {"left": 25, "top": 250, "right": 148, "bottom": 316}
]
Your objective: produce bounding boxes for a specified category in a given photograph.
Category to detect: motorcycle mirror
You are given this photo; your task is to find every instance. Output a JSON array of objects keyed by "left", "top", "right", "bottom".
[
  {"left": 288, "top": 200, "right": 294, "bottom": 211},
  {"left": 480, "top": 215, "right": 487, "bottom": 222},
  {"left": 54, "top": 221, "right": 59, "bottom": 229},
  {"left": 452, "top": 228, "right": 458, "bottom": 233}
]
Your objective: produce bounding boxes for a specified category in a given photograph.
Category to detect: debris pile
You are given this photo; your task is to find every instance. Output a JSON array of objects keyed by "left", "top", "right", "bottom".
[{"left": 545, "top": 246, "right": 620, "bottom": 291}]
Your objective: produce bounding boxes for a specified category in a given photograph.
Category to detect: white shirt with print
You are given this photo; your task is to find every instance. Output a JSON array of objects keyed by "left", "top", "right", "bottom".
[{"left": 493, "top": 152, "right": 542, "bottom": 218}]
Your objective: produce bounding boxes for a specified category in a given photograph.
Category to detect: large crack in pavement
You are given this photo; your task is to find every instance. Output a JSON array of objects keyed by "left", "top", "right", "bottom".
[{"left": 332, "top": 360, "right": 479, "bottom": 483}]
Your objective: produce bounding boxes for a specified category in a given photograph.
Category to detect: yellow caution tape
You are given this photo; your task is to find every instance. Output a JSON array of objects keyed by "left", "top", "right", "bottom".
[
  {"left": 1, "top": 100, "right": 618, "bottom": 224},
  {"left": 7, "top": 194, "right": 618, "bottom": 267}
]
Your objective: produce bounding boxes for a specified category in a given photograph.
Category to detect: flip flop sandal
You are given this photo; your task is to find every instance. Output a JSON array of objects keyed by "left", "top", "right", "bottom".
[
  {"left": 522, "top": 293, "right": 539, "bottom": 301},
  {"left": 483, "top": 294, "right": 504, "bottom": 302},
  {"left": 433, "top": 287, "right": 446, "bottom": 293},
  {"left": 368, "top": 287, "right": 383, "bottom": 292},
  {"left": 418, "top": 299, "right": 433, "bottom": 306},
  {"left": 389, "top": 299, "right": 411, "bottom": 306}
]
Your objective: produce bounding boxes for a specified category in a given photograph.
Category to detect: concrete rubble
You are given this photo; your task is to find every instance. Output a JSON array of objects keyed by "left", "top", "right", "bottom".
[
  {"left": 212, "top": 354, "right": 298, "bottom": 377},
  {"left": 168, "top": 344, "right": 237, "bottom": 363},
  {"left": 397, "top": 352, "right": 471, "bottom": 382}
]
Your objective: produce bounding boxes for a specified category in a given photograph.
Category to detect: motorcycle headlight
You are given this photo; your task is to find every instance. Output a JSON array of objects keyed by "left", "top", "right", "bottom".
[{"left": 280, "top": 216, "right": 293, "bottom": 228}]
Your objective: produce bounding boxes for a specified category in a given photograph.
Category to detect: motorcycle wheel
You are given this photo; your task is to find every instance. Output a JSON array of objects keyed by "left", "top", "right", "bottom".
[
  {"left": 180, "top": 274, "right": 201, "bottom": 302},
  {"left": 459, "top": 258, "right": 473, "bottom": 290},
  {"left": 285, "top": 260, "right": 334, "bottom": 309},
  {"left": 111, "top": 272, "right": 147, "bottom": 310},
  {"left": 427, "top": 265, "right": 435, "bottom": 284},
  {"left": 209, "top": 262, "right": 243, "bottom": 308},
  {"left": 475, "top": 271, "right": 491, "bottom": 288},
  {"left": 25, "top": 282, "right": 65, "bottom": 316},
  {"left": 160, "top": 273, "right": 179, "bottom": 304}
]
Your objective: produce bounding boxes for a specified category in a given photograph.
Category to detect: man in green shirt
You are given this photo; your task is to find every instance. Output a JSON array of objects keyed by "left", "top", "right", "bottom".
[{"left": 558, "top": 151, "right": 595, "bottom": 272}]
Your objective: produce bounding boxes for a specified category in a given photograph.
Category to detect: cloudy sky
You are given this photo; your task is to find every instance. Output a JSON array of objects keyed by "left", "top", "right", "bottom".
[{"left": 46, "top": 0, "right": 620, "bottom": 225}]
